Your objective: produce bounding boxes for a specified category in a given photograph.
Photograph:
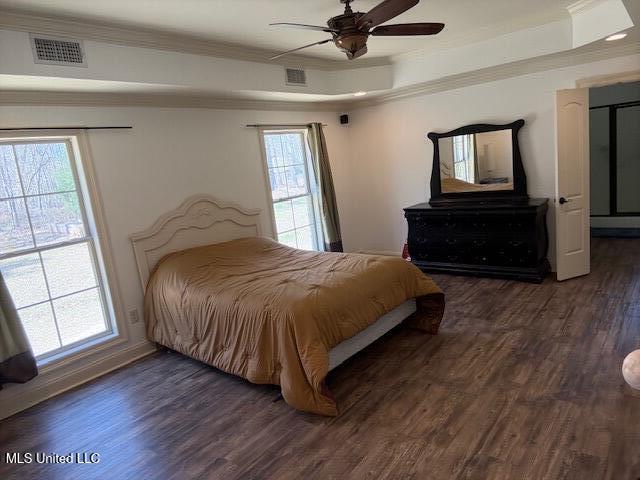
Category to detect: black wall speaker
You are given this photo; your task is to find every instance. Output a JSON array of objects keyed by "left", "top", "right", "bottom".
[{"left": 339, "top": 114, "right": 349, "bottom": 125}]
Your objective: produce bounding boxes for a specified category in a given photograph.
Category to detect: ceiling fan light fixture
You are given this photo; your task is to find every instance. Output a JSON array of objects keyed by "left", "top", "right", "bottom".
[
  {"left": 605, "top": 32, "right": 627, "bottom": 41},
  {"left": 270, "top": 0, "right": 445, "bottom": 60},
  {"left": 334, "top": 33, "right": 369, "bottom": 55}
]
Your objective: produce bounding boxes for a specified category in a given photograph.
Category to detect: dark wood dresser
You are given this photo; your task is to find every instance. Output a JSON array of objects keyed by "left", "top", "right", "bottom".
[{"left": 404, "top": 199, "right": 550, "bottom": 283}]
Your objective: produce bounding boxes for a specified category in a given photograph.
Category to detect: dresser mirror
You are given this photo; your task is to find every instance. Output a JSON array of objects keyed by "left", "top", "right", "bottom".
[
  {"left": 439, "top": 130, "right": 513, "bottom": 192},
  {"left": 428, "top": 119, "right": 528, "bottom": 205}
]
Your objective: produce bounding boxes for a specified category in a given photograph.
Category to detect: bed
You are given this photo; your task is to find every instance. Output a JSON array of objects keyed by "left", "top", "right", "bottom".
[
  {"left": 441, "top": 177, "right": 514, "bottom": 192},
  {"left": 131, "top": 195, "right": 444, "bottom": 415}
]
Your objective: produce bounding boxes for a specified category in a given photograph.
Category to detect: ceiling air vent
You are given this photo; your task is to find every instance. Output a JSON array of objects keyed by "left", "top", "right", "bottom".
[
  {"left": 285, "top": 68, "right": 307, "bottom": 87},
  {"left": 30, "top": 34, "right": 87, "bottom": 67}
]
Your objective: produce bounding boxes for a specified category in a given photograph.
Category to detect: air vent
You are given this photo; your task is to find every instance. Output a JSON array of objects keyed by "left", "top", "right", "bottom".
[
  {"left": 30, "top": 34, "right": 87, "bottom": 67},
  {"left": 285, "top": 68, "right": 307, "bottom": 86}
]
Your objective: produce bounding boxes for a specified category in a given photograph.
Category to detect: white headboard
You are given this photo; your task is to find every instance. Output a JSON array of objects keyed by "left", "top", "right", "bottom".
[{"left": 130, "top": 194, "right": 262, "bottom": 290}]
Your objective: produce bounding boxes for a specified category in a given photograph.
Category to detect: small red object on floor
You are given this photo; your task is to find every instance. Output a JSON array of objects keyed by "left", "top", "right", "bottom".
[{"left": 402, "top": 242, "right": 411, "bottom": 261}]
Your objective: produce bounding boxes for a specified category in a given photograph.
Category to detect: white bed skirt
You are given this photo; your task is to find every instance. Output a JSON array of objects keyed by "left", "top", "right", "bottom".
[{"left": 328, "top": 299, "right": 417, "bottom": 370}]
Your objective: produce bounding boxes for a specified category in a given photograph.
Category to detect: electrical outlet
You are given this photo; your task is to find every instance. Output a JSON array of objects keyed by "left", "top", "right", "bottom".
[{"left": 128, "top": 308, "right": 140, "bottom": 324}]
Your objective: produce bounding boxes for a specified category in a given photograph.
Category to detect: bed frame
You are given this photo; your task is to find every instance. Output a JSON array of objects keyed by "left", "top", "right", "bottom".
[
  {"left": 130, "top": 194, "right": 416, "bottom": 370},
  {"left": 130, "top": 194, "right": 262, "bottom": 289}
]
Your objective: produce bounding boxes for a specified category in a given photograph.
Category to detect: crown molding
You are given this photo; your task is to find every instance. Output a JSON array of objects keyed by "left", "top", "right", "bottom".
[
  {"left": 346, "top": 41, "right": 640, "bottom": 109},
  {"left": 1, "top": 42, "right": 636, "bottom": 112},
  {"left": 391, "top": 14, "right": 568, "bottom": 63},
  {"left": 0, "top": 8, "right": 390, "bottom": 71},
  {"left": 0, "top": 90, "right": 344, "bottom": 112},
  {"left": 567, "top": 0, "right": 600, "bottom": 15}
]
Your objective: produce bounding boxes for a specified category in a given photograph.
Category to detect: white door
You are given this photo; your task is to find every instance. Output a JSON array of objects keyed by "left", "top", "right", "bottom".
[{"left": 555, "top": 88, "right": 590, "bottom": 281}]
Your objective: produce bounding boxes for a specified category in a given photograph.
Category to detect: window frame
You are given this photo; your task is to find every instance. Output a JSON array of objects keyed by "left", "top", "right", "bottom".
[
  {"left": 257, "top": 128, "right": 324, "bottom": 250},
  {"left": 589, "top": 101, "right": 640, "bottom": 217},
  {"left": 0, "top": 131, "right": 126, "bottom": 368},
  {"left": 452, "top": 134, "right": 476, "bottom": 184}
]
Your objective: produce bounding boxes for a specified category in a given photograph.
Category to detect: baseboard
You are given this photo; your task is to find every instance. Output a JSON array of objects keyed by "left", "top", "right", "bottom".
[
  {"left": 591, "top": 227, "right": 640, "bottom": 238},
  {"left": 0, "top": 340, "right": 155, "bottom": 420},
  {"left": 358, "top": 249, "right": 401, "bottom": 256}
]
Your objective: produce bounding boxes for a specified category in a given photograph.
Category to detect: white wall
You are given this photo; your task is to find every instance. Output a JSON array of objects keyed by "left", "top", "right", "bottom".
[
  {"left": 344, "top": 54, "right": 640, "bottom": 267},
  {"left": 0, "top": 105, "right": 352, "bottom": 417},
  {"left": 476, "top": 131, "right": 513, "bottom": 181}
]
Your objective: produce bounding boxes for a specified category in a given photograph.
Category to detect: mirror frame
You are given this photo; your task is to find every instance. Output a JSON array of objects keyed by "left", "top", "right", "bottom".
[{"left": 428, "top": 119, "right": 528, "bottom": 205}]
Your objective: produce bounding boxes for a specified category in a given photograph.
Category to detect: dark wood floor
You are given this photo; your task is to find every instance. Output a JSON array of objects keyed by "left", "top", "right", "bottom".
[{"left": 1, "top": 238, "right": 639, "bottom": 480}]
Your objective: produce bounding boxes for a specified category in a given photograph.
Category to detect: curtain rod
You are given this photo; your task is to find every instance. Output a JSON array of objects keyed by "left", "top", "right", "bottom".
[
  {"left": 0, "top": 126, "right": 133, "bottom": 131},
  {"left": 245, "top": 123, "right": 327, "bottom": 128}
]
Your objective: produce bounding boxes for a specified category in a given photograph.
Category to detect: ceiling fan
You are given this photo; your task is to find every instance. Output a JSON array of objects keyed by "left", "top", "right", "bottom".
[{"left": 269, "top": 0, "right": 444, "bottom": 60}]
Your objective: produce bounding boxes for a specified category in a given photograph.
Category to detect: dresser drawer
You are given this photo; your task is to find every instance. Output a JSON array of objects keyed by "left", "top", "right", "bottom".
[
  {"left": 410, "top": 242, "right": 491, "bottom": 265},
  {"left": 407, "top": 213, "right": 535, "bottom": 240},
  {"left": 404, "top": 200, "right": 550, "bottom": 282}
]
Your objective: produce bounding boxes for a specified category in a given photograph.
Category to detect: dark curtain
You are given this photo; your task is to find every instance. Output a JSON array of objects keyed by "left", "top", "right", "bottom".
[
  {"left": 307, "top": 123, "right": 343, "bottom": 252},
  {"left": 0, "top": 271, "right": 37, "bottom": 389}
]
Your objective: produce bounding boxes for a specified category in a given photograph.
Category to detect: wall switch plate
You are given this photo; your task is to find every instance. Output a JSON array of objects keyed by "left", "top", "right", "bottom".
[{"left": 128, "top": 308, "right": 140, "bottom": 324}]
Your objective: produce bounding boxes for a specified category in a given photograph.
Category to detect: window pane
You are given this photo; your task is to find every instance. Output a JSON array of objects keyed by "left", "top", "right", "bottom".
[
  {"left": 14, "top": 143, "right": 75, "bottom": 195},
  {"left": 262, "top": 131, "right": 323, "bottom": 253},
  {"left": 27, "top": 192, "right": 85, "bottom": 246},
  {"left": 273, "top": 200, "right": 294, "bottom": 233},
  {"left": 42, "top": 242, "right": 98, "bottom": 298},
  {"left": 0, "top": 198, "right": 34, "bottom": 254},
  {"left": 0, "top": 145, "right": 22, "bottom": 199},
  {"left": 285, "top": 165, "right": 308, "bottom": 196},
  {"left": 281, "top": 134, "right": 304, "bottom": 166},
  {"left": 269, "top": 168, "right": 288, "bottom": 201},
  {"left": 0, "top": 253, "right": 49, "bottom": 308},
  {"left": 296, "top": 226, "right": 315, "bottom": 251},
  {"left": 278, "top": 230, "right": 297, "bottom": 249},
  {"left": 53, "top": 288, "right": 107, "bottom": 345},
  {"left": 292, "top": 196, "right": 313, "bottom": 228},
  {"left": 18, "top": 302, "right": 61, "bottom": 356},
  {"left": 264, "top": 135, "right": 285, "bottom": 168}
]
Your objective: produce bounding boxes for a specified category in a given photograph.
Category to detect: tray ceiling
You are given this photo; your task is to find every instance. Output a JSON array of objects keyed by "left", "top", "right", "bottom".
[{"left": 0, "top": 0, "right": 575, "bottom": 61}]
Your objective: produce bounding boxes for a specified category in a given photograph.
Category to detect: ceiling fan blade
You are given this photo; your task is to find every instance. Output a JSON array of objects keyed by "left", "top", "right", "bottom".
[
  {"left": 356, "top": 0, "right": 419, "bottom": 30},
  {"left": 371, "top": 22, "right": 445, "bottom": 36},
  {"left": 270, "top": 23, "right": 338, "bottom": 33},
  {"left": 347, "top": 45, "right": 368, "bottom": 60},
  {"left": 269, "top": 39, "right": 332, "bottom": 60}
]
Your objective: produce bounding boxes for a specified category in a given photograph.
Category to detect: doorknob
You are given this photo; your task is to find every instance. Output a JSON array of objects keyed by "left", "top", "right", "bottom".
[{"left": 559, "top": 197, "right": 570, "bottom": 205}]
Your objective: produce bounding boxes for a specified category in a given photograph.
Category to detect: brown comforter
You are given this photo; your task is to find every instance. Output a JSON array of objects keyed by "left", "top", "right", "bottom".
[{"left": 145, "top": 237, "right": 444, "bottom": 415}]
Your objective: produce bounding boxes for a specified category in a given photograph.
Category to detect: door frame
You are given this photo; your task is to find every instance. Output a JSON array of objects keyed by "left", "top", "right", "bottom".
[
  {"left": 576, "top": 70, "right": 640, "bottom": 89},
  {"left": 554, "top": 70, "right": 640, "bottom": 280}
]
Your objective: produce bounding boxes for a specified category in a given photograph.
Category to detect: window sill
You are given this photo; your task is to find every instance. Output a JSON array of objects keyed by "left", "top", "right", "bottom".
[{"left": 37, "top": 331, "right": 125, "bottom": 372}]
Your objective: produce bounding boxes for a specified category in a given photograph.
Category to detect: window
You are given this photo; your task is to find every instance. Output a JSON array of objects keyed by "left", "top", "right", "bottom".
[
  {"left": 0, "top": 138, "right": 116, "bottom": 362},
  {"left": 260, "top": 130, "right": 323, "bottom": 250},
  {"left": 589, "top": 102, "right": 640, "bottom": 216},
  {"left": 452, "top": 134, "right": 476, "bottom": 183}
]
